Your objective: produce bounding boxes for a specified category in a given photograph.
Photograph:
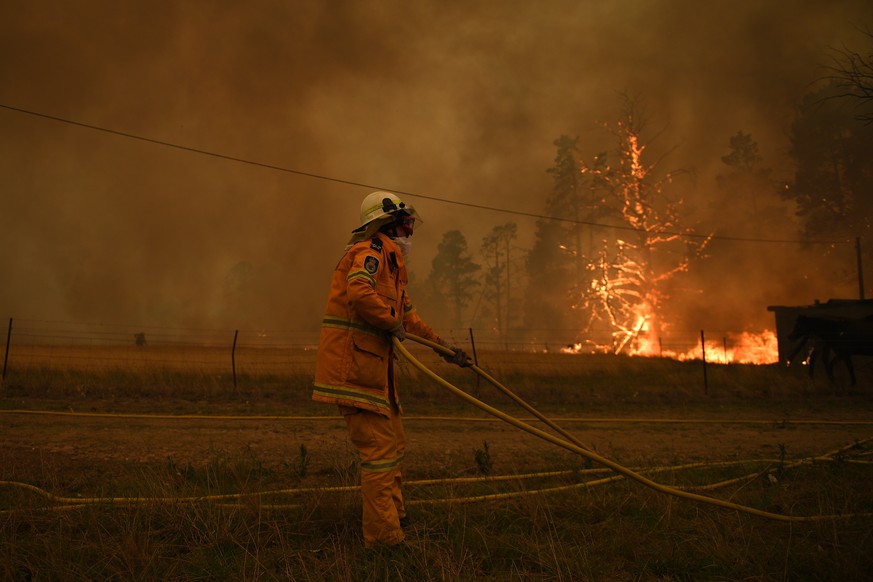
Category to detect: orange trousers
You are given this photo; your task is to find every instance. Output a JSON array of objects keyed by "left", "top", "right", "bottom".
[{"left": 340, "top": 405, "right": 407, "bottom": 547}]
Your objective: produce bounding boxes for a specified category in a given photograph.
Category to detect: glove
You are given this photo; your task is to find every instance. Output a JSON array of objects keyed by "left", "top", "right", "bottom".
[
  {"left": 437, "top": 338, "right": 471, "bottom": 367},
  {"left": 389, "top": 322, "right": 406, "bottom": 341}
]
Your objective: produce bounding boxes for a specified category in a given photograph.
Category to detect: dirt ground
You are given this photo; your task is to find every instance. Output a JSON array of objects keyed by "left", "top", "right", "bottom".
[{"left": 3, "top": 398, "right": 873, "bottom": 489}]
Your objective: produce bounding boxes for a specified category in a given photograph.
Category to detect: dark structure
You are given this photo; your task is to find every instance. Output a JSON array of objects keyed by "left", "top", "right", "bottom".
[
  {"left": 768, "top": 299, "right": 873, "bottom": 363},
  {"left": 768, "top": 299, "right": 873, "bottom": 385},
  {"left": 789, "top": 314, "right": 873, "bottom": 385}
]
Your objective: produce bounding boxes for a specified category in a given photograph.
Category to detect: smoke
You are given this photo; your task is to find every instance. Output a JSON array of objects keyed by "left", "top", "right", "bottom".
[{"left": 1, "top": 0, "right": 871, "bottom": 336}]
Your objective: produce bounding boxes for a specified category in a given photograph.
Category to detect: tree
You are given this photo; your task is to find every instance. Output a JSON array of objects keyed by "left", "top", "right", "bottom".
[
  {"left": 546, "top": 135, "right": 584, "bottom": 266},
  {"left": 826, "top": 29, "right": 873, "bottom": 124},
  {"left": 721, "top": 131, "right": 763, "bottom": 170},
  {"left": 480, "top": 223, "right": 517, "bottom": 342},
  {"left": 425, "top": 230, "right": 480, "bottom": 330},
  {"left": 524, "top": 135, "right": 611, "bottom": 342},
  {"left": 680, "top": 130, "right": 802, "bottom": 332},
  {"left": 714, "top": 131, "right": 787, "bottom": 230},
  {"left": 575, "top": 96, "right": 710, "bottom": 354},
  {"left": 524, "top": 218, "right": 571, "bottom": 340},
  {"left": 785, "top": 82, "right": 873, "bottom": 243}
]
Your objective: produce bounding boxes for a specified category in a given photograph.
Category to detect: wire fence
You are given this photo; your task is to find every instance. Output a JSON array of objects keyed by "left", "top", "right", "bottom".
[
  {"left": 0, "top": 318, "right": 321, "bottom": 385},
  {"left": 0, "top": 316, "right": 782, "bottom": 382}
]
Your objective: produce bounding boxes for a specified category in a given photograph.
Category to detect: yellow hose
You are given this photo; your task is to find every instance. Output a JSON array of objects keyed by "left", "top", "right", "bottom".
[
  {"left": 3, "top": 409, "right": 871, "bottom": 427},
  {"left": 398, "top": 334, "right": 873, "bottom": 522},
  {"left": 0, "top": 459, "right": 789, "bottom": 515},
  {"left": 0, "top": 455, "right": 865, "bottom": 514},
  {"left": 1, "top": 338, "right": 870, "bottom": 519},
  {"left": 410, "top": 334, "right": 592, "bottom": 451}
]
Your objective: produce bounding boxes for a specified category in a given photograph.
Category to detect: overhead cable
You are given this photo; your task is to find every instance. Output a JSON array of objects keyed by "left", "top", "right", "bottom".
[{"left": 0, "top": 103, "right": 852, "bottom": 246}]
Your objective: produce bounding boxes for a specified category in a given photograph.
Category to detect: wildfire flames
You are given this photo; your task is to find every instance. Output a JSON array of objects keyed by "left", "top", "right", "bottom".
[
  {"left": 567, "top": 291, "right": 778, "bottom": 364},
  {"left": 671, "top": 330, "right": 778, "bottom": 364},
  {"left": 562, "top": 329, "right": 779, "bottom": 365},
  {"left": 557, "top": 117, "right": 780, "bottom": 366}
]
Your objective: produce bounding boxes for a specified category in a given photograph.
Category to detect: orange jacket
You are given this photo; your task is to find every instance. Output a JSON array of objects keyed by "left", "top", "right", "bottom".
[{"left": 313, "top": 232, "right": 439, "bottom": 416}]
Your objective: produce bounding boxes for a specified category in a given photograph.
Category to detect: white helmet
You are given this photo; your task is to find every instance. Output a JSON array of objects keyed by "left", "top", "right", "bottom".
[{"left": 357, "top": 191, "right": 420, "bottom": 231}]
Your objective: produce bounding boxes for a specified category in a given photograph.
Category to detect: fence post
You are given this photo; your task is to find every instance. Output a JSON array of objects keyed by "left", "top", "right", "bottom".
[
  {"left": 2, "top": 318, "right": 11, "bottom": 383},
  {"left": 231, "top": 329, "right": 239, "bottom": 394},
  {"left": 700, "top": 329, "right": 708, "bottom": 395}
]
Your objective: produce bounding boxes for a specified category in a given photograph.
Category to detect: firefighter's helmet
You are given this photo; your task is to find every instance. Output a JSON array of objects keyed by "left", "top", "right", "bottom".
[{"left": 357, "top": 191, "right": 420, "bottom": 230}]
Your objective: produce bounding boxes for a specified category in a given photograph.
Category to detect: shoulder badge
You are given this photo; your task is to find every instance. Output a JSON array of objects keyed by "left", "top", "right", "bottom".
[
  {"left": 364, "top": 255, "right": 380, "bottom": 275},
  {"left": 370, "top": 238, "right": 383, "bottom": 252}
]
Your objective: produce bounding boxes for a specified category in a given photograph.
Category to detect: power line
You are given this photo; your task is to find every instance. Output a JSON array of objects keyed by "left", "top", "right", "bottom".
[
  {"left": 0, "top": 103, "right": 853, "bottom": 246},
  {"left": 0, "top": 103, "right": 378, "bottom": 190}
]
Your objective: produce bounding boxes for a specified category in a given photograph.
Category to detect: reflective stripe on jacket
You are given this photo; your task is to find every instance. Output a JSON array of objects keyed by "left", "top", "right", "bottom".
[{"left": 313, "top": 232, "right": 439, "bottom": 416}]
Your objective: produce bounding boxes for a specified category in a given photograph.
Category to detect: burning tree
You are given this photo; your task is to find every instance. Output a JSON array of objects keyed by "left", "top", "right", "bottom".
[{"left": 575, "top": 98, "right": 711, "bottom": 354}]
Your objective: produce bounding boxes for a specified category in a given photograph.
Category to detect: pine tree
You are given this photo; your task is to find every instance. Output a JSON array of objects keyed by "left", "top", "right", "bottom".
[
  {"left": 425, "top": 230, "right": 481, "bottom": 330},
  {"left": 524, "top": 136, "right": 587, "bottom": 342},
  {"left": 481, "top": 223, "right": 518, "bottom": 343},
  {"left": 786, "top": 82, "right": 873, "bottom": 243}
]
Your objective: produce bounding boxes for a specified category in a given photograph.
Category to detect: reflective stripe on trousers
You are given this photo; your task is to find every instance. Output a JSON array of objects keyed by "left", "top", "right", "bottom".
[{"left": 341, "top": 405, "right": 407, "bottom": 547}]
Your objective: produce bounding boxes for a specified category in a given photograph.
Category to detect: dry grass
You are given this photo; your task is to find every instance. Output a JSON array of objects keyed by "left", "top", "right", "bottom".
[
  {"left": 3, "top": 456, "right": 871, "bottom": 580},
  {"left": 2, "top": 342, "right": 854, "bottom": 404},
  {"left": 1, "top": 345, "right": 872, "bottom": 580}
]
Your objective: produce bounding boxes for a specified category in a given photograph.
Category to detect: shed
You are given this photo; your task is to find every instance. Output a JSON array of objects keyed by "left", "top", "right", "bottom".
[{"left": 767, "top": 299, "right": 873, "bottom": 365}]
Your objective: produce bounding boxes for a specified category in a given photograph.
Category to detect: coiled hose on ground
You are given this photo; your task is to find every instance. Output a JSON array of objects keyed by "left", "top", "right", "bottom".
[{"left": 397, "top": 333, "right": 872, "bottom": 522}]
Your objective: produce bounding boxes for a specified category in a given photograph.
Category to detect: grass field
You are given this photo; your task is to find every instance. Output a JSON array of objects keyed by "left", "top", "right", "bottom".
[{"left": 1, "top": 345, "right": 872, "bottom": 580}]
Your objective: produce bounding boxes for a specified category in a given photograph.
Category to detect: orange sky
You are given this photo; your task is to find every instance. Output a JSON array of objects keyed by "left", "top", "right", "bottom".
[{"left": 1, "top": 0, "right": 871, "bottom": 336}]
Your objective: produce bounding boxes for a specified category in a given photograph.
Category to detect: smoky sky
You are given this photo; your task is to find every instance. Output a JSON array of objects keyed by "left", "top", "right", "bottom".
[{"left": 1, "top": 0, "right": 872, "bottom": 336}]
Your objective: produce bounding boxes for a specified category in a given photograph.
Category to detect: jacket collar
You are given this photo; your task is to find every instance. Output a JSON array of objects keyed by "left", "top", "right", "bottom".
[{"left": 373, "top": 232, "right": 407, "bottom": 271}]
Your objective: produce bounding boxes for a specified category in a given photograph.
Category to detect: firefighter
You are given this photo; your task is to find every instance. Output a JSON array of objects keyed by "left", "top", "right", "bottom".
[{"left": 313, "top": 191, "right": 469, "bottom": 548}]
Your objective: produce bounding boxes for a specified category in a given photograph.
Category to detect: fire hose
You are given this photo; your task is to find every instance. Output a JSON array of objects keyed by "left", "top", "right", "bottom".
[
  {"left": 397, "top": 333, "right": 872, "bottom": 522},
  {"left": 0, "top": 341, "right": 869, "bottom": 518}
]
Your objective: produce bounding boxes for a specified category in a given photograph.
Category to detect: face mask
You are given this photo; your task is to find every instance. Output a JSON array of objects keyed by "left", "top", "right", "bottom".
[{"left": 392, "top": 236, "right": 412, "bottom": 258}]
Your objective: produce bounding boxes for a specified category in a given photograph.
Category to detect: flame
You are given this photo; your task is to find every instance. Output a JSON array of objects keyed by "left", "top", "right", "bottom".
[
  {"left": 670, "top": 330, "right": 779, "bottom": 364},
  {"left": 628, "top": 304, "right": 661, "bottom": 357},
  {"left": 561, "top": 329, "right": 778, "bottom": 364}
]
